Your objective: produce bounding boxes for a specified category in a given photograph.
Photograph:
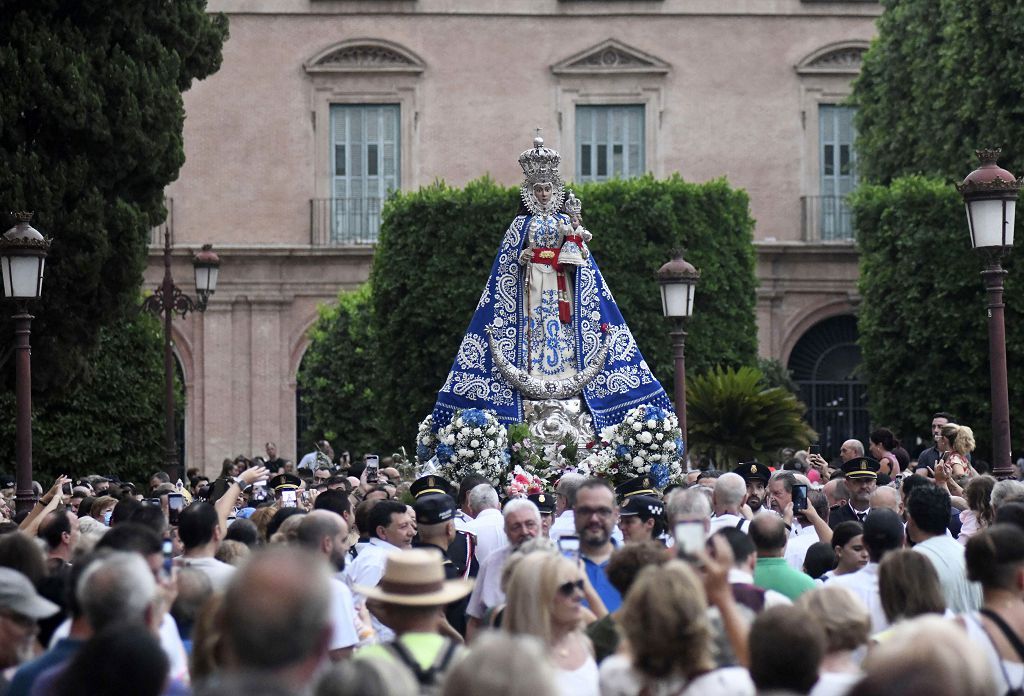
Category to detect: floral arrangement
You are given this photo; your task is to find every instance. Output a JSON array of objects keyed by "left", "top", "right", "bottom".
[
  {"left": 605, "top": 404, "right": 685, "bottom": 487},
  {"left": 505, "top": 465, "right": 546, "bottom": 498},
  {"left": 431, "top": 408, "right": 509, "bottom": 484},
  {"left": 508, "top": 422, "right": 587, "bottom": 483},
  {"left": 415, "top": 415, "right": 437, "bottom": 464}
]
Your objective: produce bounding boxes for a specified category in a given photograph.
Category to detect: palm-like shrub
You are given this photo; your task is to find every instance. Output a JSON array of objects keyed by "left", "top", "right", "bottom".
[{"left": 686, "top": 366, "right": 816, "bottom": 468}]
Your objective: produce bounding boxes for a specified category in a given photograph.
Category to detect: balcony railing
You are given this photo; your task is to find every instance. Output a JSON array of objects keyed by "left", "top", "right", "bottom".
[
  {"left": 310, "top": 198, "right": 382, "bottom": 246},
  {"left": 149, "top": 198, "right": 174, "bottom": 247},
  {"left": 801, "top": 194, "right": 855, "bottom": 242}
]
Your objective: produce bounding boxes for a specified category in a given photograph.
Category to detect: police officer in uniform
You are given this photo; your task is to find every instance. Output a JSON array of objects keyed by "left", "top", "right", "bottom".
[
  {"left": 732, "top": 462, "right": 771, "bottom": 513},
  {"left": 614, "top": 476, "right": 659, "bottom": 504},
  {"left": 528, "top": 492, "right": 556, "bottom": 536},
  {"left": 412, "top": 492, "right": 472, "bottom": 638},
  {"left": 828, "top": 457, "right": 880, "bottom": 529},
  {"left": 410, "top": 475, "right": 478, "bottom": 580},
  {"left": 617, "top": 495, "right": 666, "bottom": 544}
]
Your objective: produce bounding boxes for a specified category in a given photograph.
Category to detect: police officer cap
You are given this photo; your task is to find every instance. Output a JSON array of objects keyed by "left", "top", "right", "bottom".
[
  {"left": 615, "top": 476, "right": 657, "bottom": 501},
  {"left": 410, "top": 475, "right": 455, "bottom": 499},
  {"left": 619, "top": 495, "right": 665, "bottom": 521},
  {"left": 842, "top": 456, "right": 880, "bottom": 480},
  {"left": 414, "top": 493, "right": 457, "bottom": 525},
  {"left": 733, "top": 461, "right": 770, "bottom": 485},
  {"left": 527, "top": 492, "right": 555, "bottom": 514},
  {"left": 268, "top": 473, "right": 301, "bottom": 492}
]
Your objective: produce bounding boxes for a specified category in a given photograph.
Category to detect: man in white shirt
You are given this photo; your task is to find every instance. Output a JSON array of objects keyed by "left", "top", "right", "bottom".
[
  {"left": 549, "top": 472, "right": 586, "bottom": 540},
  {"left": 708, "top": 472, "right": 751, "bottom": 535},
  {"left": 345, "top": 499, "right": 415, "bottom": 641},
  {"left": 465, "top": 499, "right": 541, "bottom": 638},
  {"left": 296, "top": 510, "right": 359, "bottom": 660},
  {"left": 831, "top": 508, "right": 905, "bottom": 632},
  {"left": 907, "top": 483, "right": 982, "bottom": 613},
  {"left": 465, "top": 484, "right": 506, "bottom": 563},
  {"left": 297, "top": 439, "right": 333, "bottom": 472},
  {"left": 174, "top": 501, "right": 237, "bottom": 592}
]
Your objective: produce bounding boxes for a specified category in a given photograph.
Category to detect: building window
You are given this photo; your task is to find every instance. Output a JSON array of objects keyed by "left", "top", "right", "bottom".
[
  {"left": 575, "top": 105, "right": 644, "bottom": 182},
  {"left": 818, "top": 105, "right": 858, "bottom": 240},
  {"left": 329, "top": 104, "right": 400, "bottom": 243}
]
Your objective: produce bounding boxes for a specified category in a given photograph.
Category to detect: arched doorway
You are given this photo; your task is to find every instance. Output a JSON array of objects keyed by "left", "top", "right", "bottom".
[{"left": 786, "top": 315, "right": 868, "bottom": 460}]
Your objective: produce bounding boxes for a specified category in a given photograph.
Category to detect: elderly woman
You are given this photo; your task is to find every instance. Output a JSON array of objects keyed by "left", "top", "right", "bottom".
[
  {"left": 598, "top": 559, "right": 754, "bottom": 696},
  {"left": 505, "top": 552, "right": 599, "bottom": 696},
  {"left": 797, "top": 586, "right": 870, "bottom": 696}
]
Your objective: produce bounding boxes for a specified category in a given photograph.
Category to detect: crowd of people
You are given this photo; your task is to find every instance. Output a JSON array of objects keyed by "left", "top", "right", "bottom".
[{"left": 2, "top": 414, "right": 1024, "bottom": 696}]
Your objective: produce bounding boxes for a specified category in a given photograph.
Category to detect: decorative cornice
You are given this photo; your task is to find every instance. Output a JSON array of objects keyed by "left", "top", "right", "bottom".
[
  {"left": 305, "top": 39, "right": 425, "bottom": 75},
  {"left": 796, "top": 41, "right": 870, "bottom": 76},
  {"left": 551, "top": 39, "right": 669, "bottom": 76}
]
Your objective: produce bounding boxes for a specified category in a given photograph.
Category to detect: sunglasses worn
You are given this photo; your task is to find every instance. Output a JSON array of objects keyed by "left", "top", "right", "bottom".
[{"left": 557, "top": 580, "right": 585, "bottom": 597}]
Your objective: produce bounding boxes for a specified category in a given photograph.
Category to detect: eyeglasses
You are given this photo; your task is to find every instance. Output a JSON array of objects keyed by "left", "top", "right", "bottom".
[
  {"left": 557, "top": 580, "right": 585, "bottom": 597},
  {"left": 575, "top": 506, "right": 615, "bottom": 519}
]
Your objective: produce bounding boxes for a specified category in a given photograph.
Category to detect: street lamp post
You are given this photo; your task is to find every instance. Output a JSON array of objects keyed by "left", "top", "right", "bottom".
[
  {"left": 142, "top": 228, "right": 219, "bottom": 483},
  {"left": 956, "top": 148, "right": 1021, "bottom": 480},
  {"left": 0, "top": 212, "right": 51, "bottom": 514},
  {"left": 656, "top": 252, "right": 700, "bottom": 443}
]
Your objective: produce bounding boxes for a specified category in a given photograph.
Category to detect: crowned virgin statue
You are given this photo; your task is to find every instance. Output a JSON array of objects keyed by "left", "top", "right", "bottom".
[{"left": 430, "top": 136, "right": 673, "bottom": 443}]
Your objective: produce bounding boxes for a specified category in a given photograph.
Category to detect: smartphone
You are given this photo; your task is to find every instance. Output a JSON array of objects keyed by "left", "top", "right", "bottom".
[
  {"left": 251, "top": 481, "right": 268, "bottom": 503},
  {"left": 557, "top": 535, "right": 580, "bottom": 563},
  {"left": 281, "top": 490, "right": 297, "bottom": 508},
  {"left": 301, "top": 490, "right": 314, "bottom": 506},
  {"left": 674, "top": 521, "right": 705, "bottom": 558},
  {"left": 792, "top": 483, "right": 809, "bottom": 512},
  {"left": 62, "top": 482, "right": 73, "bottom": 496},
  {"left": 809, "top": 444, "right": 821, "bottom": 456},
  {"left": 167, "top": 493, "right": 184, "bottom": 526},
  {"left": 365, "top": 454, "right": 380, "bottom": 484},
  {"left": 162, "top": 538, "right": 174, "bottom": 577}
]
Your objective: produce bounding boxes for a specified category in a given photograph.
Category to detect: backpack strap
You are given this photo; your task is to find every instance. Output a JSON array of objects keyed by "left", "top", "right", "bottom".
[
  {"left": 386, "top": 638, "right": 458, "bottom": 686},
  {"left": 980, "top": 608, "right": 1024, "bottom": 662}
]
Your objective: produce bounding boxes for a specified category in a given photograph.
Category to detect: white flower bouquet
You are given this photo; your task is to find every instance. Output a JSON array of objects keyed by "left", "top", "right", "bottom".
[
  {"left": 606, "top": 404, "right": 685, "bottom": 487},
  {"left": 432, "top": 408, "right": 509, "bottom": 484}
]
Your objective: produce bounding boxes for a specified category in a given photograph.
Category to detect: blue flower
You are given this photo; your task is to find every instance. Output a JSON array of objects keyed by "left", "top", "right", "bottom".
[
  {"left": 416, "top": 444, "right": 431, "bottom": 461},
  {"left": 461, "top": 408, "right": 489, "bottom": 429},
  {"left": 650, "top": 463, "right": 670, "bottom": 488},
  {"left": 646, "top": 407, "right": 668, "bottom": 421},
  {"left": 615, "top": 444, "right": 632, "bottom": 458},
  {"left": 436, "top": 444, "right": 456, "bottom": 463},
  {"left": 674, "top": 438, "right": 685, "bottom": 457}
]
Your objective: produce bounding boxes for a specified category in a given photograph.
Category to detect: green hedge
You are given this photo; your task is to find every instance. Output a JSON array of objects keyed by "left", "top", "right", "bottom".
[
  {"left": 362, "top": 175, "right": 758, "bottom": 452},
  {"left": 0, "top": 310, "right": 180, "bottom": 485},
  {"left": 852, "top": 175, "right": 1024, "bottom": 460}
]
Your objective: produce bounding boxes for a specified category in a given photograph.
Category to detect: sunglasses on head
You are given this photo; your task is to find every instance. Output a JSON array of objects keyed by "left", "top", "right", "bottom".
[{"left": 557, "top": 579, "right": 585, "bottom": 597}]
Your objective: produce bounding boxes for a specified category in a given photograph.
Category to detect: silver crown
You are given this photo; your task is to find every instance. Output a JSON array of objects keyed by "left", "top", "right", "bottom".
[{"left": 519, "top": 135, "right": 562, "bottom": 185}]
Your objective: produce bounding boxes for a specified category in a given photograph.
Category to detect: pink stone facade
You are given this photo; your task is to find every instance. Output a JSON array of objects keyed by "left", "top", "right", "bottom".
[{"left": 144, "top": 0, "right": 881, "bottom": 473}]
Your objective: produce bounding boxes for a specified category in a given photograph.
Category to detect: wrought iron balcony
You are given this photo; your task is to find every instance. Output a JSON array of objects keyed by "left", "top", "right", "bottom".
[
  {"left": 801, "top": 194, "right": 855, "bottom": 242},
  {"left": 310, "top": 198, "right": 382, "bottom": 246}
]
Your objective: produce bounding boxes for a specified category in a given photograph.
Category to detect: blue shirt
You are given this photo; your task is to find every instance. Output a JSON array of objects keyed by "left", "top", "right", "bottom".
[
  {"left": 6, "top": 638, "right": 84, "bottom": 696},
  {"left": 583, "top": 552, "right": 622, "bottom": 613}
]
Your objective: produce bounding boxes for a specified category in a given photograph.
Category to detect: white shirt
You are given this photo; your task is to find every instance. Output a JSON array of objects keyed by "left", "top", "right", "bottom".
[
  {"left": 708, "top": 512, "right": 750, "bottom": 536},
  {"left": 344, "top": 536, "right": 401, "bottom": 642},
  {"left": 454, "top": 509, "right": 474, "bottom": 534},
  {"left": 830, "top": 563, "right": 888, "bottom": 633},
  {"left": 785, "top": 524, "right": 821, "bottom": 571},
  {"left": 556, "top": 655, "right": 600, "bottom": 696},
  {"left": 327, "top": 577, "right": 359, "bottom": 651},
  {"left": 467, "top": 508, "right": 507, "bottom": 564},
  {"left": 599, "top": 655, "right": 755, "bottom": 696},
  {"left": 549, "top": 510, "right": 576, "bottom": 540},
  {"left": 175, "top": 555, "right": 236, "bottom": 593},
  {"left": 913, "top": 534, "right": 982, "bottom": 613},
  {"left": 466, "top": 544, "right": 512, "bottom": 619},
  {"left": 810, "top": 671, "right": 862, "bottom": 696},
  {"left": 297, "top": 451, "right": 319, "bottom": 471}
]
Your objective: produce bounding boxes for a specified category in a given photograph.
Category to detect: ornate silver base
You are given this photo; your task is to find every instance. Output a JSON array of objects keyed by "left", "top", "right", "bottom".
[{"left": 523, "top": 398, "right": 596, "bottom": 449}]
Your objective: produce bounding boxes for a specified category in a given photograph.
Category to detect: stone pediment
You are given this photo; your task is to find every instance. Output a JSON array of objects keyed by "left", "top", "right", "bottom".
[
  {"left": 304, "top": 39, "right": 425, "bottom": 75},
  {"left": 551, "top": 39, "right": 670, "bottom": 76},
  {"left": 796, "top": 41, "right": 870, "bottom": 76}
]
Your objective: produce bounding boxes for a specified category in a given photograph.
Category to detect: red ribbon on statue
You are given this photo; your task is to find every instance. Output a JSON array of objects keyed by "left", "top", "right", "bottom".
[{"left": 531, "top": 247, "right": 573, "bottom": 325}]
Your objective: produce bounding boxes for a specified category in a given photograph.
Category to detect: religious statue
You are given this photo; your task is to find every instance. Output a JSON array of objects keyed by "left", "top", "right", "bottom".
[{"left": 430, "top": 135, "right": 672, "bottom": 445}]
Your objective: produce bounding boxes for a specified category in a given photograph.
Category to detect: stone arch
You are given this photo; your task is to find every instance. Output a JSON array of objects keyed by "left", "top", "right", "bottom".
[
  {"left": 779, "top": 299, "right": 858, "bottom": 367},
  {"left": 304, "top": 38, "right": 426, "bottom": 75},
  {"left": 795, "top": 40, "right": 871, "bottom": 76}
]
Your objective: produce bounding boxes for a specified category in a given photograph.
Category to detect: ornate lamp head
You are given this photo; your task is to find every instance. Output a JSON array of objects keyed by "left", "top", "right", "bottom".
[{"left": 519, "top": 134, "right": 565, "bottom": 215}]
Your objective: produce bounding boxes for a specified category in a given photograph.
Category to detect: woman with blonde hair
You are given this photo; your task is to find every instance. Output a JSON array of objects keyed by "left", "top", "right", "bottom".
[
  {"left": 797, "top": 586, "right": 870, "bottom": 696},
  {"left": 504, "top": 552, "right": 598, "bottom": 696},
  {"left": 939, "top": 423, "right": 977, "bottom": 480},
  {"left": 599, "top": 560, "right": 754, "bottom": 696}
]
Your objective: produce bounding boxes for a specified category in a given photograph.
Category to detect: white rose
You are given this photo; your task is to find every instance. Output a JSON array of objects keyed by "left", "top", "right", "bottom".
[
  {"left": 663, "top": 421, "right": 672, "bottom": 432},
  {"left": 638, "top": 432, "right": 653, "bottom": 444},
  {"left": 481, "top": 449, "right": 490, "bottom": 459},
  {"left": 644, "top": 464, "right": 652, "bottom": 472},
  {"left": 461, "top": 427, "right": 470, "bottom": 435},
  {"left": 474, "top": 428, "right": 482, "bottom": 436},
  {"left": 656, "top": 432, "right": 664, "bottom": 441},
  {"left": 664, "top": 441, "right": 675, "bottom": 451},
  {"left": 632, "top": 456, "right": 644, "bottom": 468},
  {"left": 651, "top": 454, "right": 662, "bottom": 462},
  {"left": 471, "top": 439, "right": 480, "bottom": 448},
  {"left": 444, "top": 435, "right": 456, "bottom": 445},
  {"left": 632, "top": 422, "right": 642, "bottom": 432},
  {"left": 459, "top": 448, "right": 473, "bottom": 458},
  {"left": 487, "top": 426, "right": 496, "bottom": 435},
  {"left": 456, "top": 418, "right": 464, "bottom": 427},
  {"left": 646, "top": 419, "right": 656, "bottom": 429},
  {"left": 625, "top": 417, "right": 635, "bottom": 425},
  {"left": 628, "top": 438, "right": 636, "bottom": 446}
]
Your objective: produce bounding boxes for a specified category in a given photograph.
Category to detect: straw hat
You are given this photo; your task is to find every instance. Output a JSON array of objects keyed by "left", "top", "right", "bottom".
[{"left": 356, "top": 549, "right": 474, "bottom": 606}]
